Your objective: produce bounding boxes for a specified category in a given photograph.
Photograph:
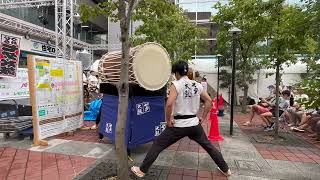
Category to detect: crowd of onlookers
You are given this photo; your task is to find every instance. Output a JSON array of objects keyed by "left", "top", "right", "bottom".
[{"left": 243, "top": 85, "right": 320, "bottom": 141}]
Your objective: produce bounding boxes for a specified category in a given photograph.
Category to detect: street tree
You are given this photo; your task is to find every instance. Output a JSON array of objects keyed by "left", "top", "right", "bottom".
[
  {"left": 212, "top": 0, "right": 272, "bottom": 113},
  {"left": 132, "top": 0, "right": 205, "bottom": 62},
  {"left": 262, "top": 0, "right": 309, "bottom": 137},
  {"left": 298, "top": 0, "right": 320, "bottom": 110},
  {"left": 79, "top": 0, "right": 140, "bottom": 179}
]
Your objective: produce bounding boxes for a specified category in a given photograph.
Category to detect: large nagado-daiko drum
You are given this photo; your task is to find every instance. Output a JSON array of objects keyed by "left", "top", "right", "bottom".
[{"left": 99, "top": 42, "right": 171, "bottom": 91}]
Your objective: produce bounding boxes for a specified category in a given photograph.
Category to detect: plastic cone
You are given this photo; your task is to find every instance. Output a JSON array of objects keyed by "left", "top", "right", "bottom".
[{"left": 208, "top": 103, "right": 224, "bottom": 141}]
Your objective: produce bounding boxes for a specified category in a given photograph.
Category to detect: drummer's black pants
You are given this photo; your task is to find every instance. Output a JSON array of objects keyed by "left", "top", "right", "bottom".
[{"left": 139, "top": 124, "right": 229, "bottom": 173}]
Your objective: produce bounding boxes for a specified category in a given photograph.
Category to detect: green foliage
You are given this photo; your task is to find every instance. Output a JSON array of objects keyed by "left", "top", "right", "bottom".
[
  {"left": 298, "top": 0, "right": 320, "bottom": 109},
  {"left": 78, "top": 1, "right": 117, "bottom": 23},
  {"left": 79, "top": 0, "right": 203, "bottom": 62},
  {"left": 303, "top": 0, "right": 320, "bottom": 59},
  {"left": 262, "top": 1, "right": 309, "bottom": 68},
  {"left": 212, "top": 0, "right": 272, "bottom": 90},
  {"left": 132, "top": 0, "right": 205, "bottom": 62},
  {"left": 298, "top": 62, "right": 320, "bottom": 109},
  {"left": 219, "top": 69, "right": 231, "bottom": 89}
]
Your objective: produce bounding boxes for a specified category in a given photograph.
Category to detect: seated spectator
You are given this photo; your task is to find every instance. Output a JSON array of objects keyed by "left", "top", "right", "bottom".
[
  {"left": 243, "top": 86, "right": 281, "bottom": 126},
  {"left": 262, "top": 90, "right": 291, "bottom": 131},
  {"left": 286, "top": 89, "right": 309, "bottom": 127},
  {"left": 292, "top": 110, "right": 320, "bottom": 134}
]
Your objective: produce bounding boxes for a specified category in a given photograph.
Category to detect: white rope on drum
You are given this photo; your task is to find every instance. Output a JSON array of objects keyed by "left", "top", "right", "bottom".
[{"left": 98, "top": 48, "right": 138, "bottom": 84}]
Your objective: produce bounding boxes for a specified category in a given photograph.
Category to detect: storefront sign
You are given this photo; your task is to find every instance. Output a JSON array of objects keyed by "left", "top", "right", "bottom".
[
  {"left": 31, "top": 40, "right": 55, "bottom": 56},
  {"left": 0, "top": 34, "right": 21, "bottom": 77},
  {"left": 0, "top": 68, "right": 29, "bottom": 100}
]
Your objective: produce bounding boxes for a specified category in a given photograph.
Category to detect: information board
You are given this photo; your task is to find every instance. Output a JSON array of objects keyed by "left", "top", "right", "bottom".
[
  {"left": 27, "top": 55, "right": 83, "bottom": 141},
  {"left": 0, "top": 68, "right": 29, "bottom": 100}
]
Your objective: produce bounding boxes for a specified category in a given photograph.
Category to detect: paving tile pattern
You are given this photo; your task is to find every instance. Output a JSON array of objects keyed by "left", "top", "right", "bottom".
[
  {"left": 53, "top": 129, "right": 112, "bottom": 144},
  {"left": 76, "top": 160, "right": 227, "bottom": 180},
  {"left": 255, "top": 144, "right": 320, "bottom": 164},
  {"left": 234, "top": 113, "right": 320, "bottom": 165},
  {"left": 0, "top": 147, "right": 95, "bottom": 180},
  {"left": 294, "top": 131, "right": 320, "bottom": 149},
  {"left": 55, "top": 116, "right": 221, "bottom": 153},
  {"left": 167, "top": 168, "right": 227, "bottom": 180}
]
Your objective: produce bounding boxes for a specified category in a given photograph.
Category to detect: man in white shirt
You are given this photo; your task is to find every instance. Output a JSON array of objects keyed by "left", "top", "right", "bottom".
[
  {"left": 131, "top": 61, "right": 231, "bottom": 177},
  {"left": 201, "top": 77, "right": 208, "bottom": 93}
]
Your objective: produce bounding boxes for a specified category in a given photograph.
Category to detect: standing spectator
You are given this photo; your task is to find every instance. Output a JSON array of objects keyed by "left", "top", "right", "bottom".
[
  {"left": 88, "top": 71, "right": 99, "bottom": 87},
  {"left": 195, "top": 71, "right": 201, "bottom": 82},
  {"left": 201, "top": 77, "right": 208, "bottom": 93}
]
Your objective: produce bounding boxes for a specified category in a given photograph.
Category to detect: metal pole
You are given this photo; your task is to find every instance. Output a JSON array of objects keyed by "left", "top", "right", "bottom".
[
  {"left": 194, "top": 0, "right": 198, "bottom": 59},
  {"left": 62, "top": 0, "right": 67, "bottom": 60},
  {"left": 216, "top": 56, "right": 220, "bottom": 105},
  {"left": 230, "top": 33, "right": 237, "bottom": 136}
]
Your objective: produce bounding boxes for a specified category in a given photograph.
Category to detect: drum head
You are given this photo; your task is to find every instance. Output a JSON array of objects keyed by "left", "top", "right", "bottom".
[{"left": 133, "top": 43, "right": 171, "bottom": 91}]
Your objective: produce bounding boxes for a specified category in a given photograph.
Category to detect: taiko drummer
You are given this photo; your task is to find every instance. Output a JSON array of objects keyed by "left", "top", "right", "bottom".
[{"left": 131, "top": 61, "right": 231, "bottom": 177}]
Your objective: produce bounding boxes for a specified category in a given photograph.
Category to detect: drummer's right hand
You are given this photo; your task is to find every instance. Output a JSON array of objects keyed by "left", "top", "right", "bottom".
[{"left": 166, "top": 120, "right": 174, "bottom": 128}]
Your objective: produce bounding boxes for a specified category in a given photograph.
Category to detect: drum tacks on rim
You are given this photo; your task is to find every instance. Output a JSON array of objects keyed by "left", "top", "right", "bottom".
[{"left": 99, "top": 42, "right": 172, "bottom": 91}]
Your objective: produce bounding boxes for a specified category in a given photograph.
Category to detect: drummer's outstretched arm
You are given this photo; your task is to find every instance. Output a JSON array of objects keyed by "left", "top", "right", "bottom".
[
  {"left": 200, "top": 92, "right": 212, "bottom": 122},
  {"left": 166, "top": 85, "right": 178, "bottom": 127}
]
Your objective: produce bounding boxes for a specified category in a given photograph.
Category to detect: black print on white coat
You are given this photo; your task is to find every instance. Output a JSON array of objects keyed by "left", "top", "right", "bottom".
[{"left": 183, "top": 83, "right": 198, "bottom": 98}]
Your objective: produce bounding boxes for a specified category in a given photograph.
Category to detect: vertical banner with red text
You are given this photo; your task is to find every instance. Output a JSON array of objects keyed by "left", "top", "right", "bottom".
[{"left": 0, "top": 34, "right": 21, "bottom": 77}]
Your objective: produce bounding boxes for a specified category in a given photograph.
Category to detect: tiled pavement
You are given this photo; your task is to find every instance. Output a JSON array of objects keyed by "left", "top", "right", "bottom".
[
  {"left": 75, "top": 113, "right": 320, "bottom": 180},
  {"left": 234, "top": 113, "right": 320, "bottom": 164},
  {"left": 166, "top": 168, "right": 227, "bottom": 180},
  {"left": 2, "top": 112, "right": 320, "bottom": 180},
  {"left": 294, "top": 131, "right": 320, "bottom": 149},
  {"left": 0, "top": 147, "right": 95, "bottom": 180},
  {"left": 54, "top": 129, "right": 112, "bottom": 144},
  {"left": 53, "top": 121, "right": 112, "bottom": 144},
  {"left": 254, "top": 144, "right": 320, "bottom": 164}
]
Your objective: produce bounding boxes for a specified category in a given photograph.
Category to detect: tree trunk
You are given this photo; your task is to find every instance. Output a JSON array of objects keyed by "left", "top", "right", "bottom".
[
  {"left": 241, "top": 86, "right": 248, "bottom": 113},
  {"left": 274, "top": 62, "right": 280, "bottom": 138},
  {"left": 115, "top": 3, "right": 131, "bottom": 180}
]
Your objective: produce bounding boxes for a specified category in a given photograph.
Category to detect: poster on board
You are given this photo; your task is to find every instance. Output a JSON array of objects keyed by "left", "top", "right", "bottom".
[
  {"left": 0, "top": 34, "right": 21, "bottom": 77},
  {"left": 0, "top": 68, "right": 29, "bottom": 100},
  {"left": 28, "top": 55, "right": 83, "bottom": 140}
]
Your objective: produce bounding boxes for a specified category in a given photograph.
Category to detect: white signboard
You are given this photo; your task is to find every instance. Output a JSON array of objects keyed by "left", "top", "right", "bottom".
[
  {"left": 30, "top": 40, "right": 56, "bottom": 56},
  {"left": 0, "top": 68, "right": 29, "bottom": 100},
  {"left": 28, "top": 55, "right": 83, "bottom": 140}
]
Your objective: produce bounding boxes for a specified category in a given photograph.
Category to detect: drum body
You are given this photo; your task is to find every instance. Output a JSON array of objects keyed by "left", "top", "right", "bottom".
[{"left": 99, "top": 42, "right": 171, "bottom": 91}]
